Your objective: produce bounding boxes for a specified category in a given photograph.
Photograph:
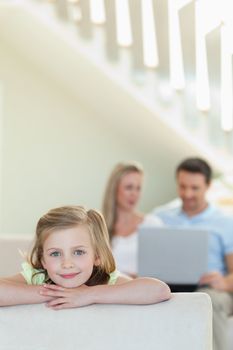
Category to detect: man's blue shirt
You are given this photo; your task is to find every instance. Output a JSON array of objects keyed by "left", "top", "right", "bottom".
[{"left": 153, "top": 202, "right": 233, "bottom": 275}]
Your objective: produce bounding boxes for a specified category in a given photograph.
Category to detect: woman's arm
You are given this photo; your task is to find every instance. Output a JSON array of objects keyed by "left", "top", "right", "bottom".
[
  {"left": 40, "top": 276, "right": 171, "bottom": 310},
  {"left": 0, "top": 274, "right": 53, "bottom": 306}
]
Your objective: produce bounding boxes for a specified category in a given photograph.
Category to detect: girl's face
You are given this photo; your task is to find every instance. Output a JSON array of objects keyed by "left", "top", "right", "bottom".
[
  {"left": 41, "top": 225, "right": 100, "bottom": 288},
  {"left": 116, "top": 171, "right": 143, "bottom": 211}
]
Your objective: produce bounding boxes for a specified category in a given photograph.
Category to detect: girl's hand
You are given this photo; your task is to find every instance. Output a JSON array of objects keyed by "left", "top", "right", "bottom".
[
  {"left": 199, "top": 272, "right": 228, "bottom": 291},
  {"left": 39, "top": 284, "right": 93, "bottom": 310},
  {"left": 39, "top": 277, "right": 171, "bottom": 309}
]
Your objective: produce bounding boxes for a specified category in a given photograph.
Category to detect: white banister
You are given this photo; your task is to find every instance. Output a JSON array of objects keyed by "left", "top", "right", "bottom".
[
  {"left": 168, "top": 0, "right": 188, "bottom": 90},
  {"left": 90, "top": 0, "right": 105, "bottom": 25},
  {"left": 104, "top": 0, "right": 119, "bottom": 61},
  {"left": 221, "top": 23, "right": 233, "bottom": 132},
  {"left": 55, "top": 0, "right": 69, "bottom": 20},
  {"left": 142, "top": 0, "right": 159, "bottom": 68},
  {"left": 77, "top": 0, "right": 92, "bottom": 39},
  {"left": 0, "top": 83, "right": 3, "bottom": 233},
  {"left": 129, "top": 0, "right": 144, "bottom": 71},
  {"left": 115, "top": 0, "right": 132, "bottom": 47},
  {"left": 195, "top": 0, "right": 222, "bottom": 111}
]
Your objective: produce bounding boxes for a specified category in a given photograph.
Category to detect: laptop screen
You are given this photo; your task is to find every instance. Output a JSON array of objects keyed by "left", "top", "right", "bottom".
[{"left": 138, "top": 227, "right": 208, "bottom": 284}]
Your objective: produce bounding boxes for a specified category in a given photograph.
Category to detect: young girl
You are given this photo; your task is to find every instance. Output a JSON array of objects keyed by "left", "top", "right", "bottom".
[{"left": 0, "top": 206, "right": 170, "bottom": 309}]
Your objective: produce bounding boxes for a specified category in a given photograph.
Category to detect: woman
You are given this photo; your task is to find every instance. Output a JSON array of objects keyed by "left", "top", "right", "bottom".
[{"left": 102, "top": 162, "right": 162, "bottom": 277}]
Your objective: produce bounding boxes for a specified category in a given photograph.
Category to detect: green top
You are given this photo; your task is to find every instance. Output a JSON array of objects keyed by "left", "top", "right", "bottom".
[{"left": 21, "top": 262, "right": 119, "bottom": 286}]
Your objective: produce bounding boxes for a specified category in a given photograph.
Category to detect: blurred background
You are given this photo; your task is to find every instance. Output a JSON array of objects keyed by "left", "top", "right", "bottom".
[{"left": 0, "top": 0, "right": 233, "bottom": 234}]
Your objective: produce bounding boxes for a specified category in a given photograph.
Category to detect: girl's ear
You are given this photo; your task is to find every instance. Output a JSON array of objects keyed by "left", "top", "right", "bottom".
[{"left": 94, "top": 256, "right": 101, "bottom": 266}]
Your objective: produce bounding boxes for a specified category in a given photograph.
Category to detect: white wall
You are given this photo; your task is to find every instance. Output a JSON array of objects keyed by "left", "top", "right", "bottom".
[
  {"left": 0, "top": 2, "right": 208, "bottom": 235},
  {"left": 0, "top": 41, "right": 179, "bottom": 234},
  {"left": 0, "top": 81, "right": 3, "bottom": 229}
]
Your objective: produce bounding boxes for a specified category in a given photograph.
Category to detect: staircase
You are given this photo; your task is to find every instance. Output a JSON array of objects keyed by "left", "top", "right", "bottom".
[
  {"left": 0, "top": 0, "right": 233, "bottom": 233},
  {"left": 0, "top": 0, "right": 233, "bottom": 172}
]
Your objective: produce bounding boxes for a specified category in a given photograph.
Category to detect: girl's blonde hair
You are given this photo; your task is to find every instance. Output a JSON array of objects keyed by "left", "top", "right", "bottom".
[
  {"left": 102, "top": 162, "right": 143, "bottom": 240},
  {"left": 29, "top": 206, "right": 116, "bottom": 286}
]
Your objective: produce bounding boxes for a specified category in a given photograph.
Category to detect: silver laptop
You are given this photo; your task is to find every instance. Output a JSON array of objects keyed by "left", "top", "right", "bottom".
[{"left": 138, "top": 227, "right": 209, "bottom": 284}]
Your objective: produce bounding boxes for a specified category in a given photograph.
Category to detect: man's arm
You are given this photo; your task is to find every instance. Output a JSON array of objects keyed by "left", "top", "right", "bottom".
[
  {"left": 0, "top": 274, "right": 53, "bottom": 306},
  {"left": 199, "top": 253, "right": 233, "bottom": 292}
]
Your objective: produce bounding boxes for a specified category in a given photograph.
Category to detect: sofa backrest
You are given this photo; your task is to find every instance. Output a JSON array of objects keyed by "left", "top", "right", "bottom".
[
  {"left": 0, "top": 235, "right": 33, "bottom": 276},
  {"left": 0, "top": 293, "right": 212, "bottom": 350}
]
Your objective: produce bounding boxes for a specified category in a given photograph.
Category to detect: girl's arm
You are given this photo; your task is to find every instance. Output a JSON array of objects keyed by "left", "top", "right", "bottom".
[
  {"left": 0, "top": 274, "right": 53, "bottom": 306},
  {"left": 40, "top": 276, "right": 171, "bottom": 310},
  {"left": 93, "top": 276, "right": 171, "bottom": 304}
]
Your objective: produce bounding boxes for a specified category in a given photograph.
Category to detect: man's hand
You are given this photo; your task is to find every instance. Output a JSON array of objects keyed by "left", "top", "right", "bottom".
[
  {"left": 39, "top": 284, "right": 93, "bottom": 310},
  {"left": 199, "top": 271, "right": 228, "bottom": 291}
]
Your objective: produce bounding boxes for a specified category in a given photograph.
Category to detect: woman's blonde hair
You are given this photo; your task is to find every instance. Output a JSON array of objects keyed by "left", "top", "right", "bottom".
[
  {"left": 102, "top": 162, "right": 143, "bottom": 240},
  {"left": 29, "top": 206, "right": 116, "bottom": 286}
]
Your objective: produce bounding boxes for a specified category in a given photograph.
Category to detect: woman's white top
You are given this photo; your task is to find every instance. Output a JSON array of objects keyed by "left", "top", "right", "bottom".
[{"left": 111, "top": 215, "right": 163, "bottom": 276}]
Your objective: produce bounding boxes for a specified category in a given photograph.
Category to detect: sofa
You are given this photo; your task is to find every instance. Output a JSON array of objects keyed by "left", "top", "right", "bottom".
[{"left": 0, "top": 234, "right": 224, "bottom": 350}]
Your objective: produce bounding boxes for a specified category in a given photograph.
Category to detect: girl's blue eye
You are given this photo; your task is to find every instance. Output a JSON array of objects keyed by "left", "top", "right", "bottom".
[
  {"left": 50, "top": 251, "right": 61, "bottom": 257},
  {"left": 74, "top": 249, "right": 85, "bottom": 256}
]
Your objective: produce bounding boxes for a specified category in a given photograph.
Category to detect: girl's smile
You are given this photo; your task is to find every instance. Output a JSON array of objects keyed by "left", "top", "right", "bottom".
[{"left": 59, "top": 273, "right": 80, "bottom": 279}]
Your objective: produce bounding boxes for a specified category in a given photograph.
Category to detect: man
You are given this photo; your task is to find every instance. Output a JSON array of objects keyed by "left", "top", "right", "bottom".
[{"left": 153, "top": 157, "right": 233, "bottom": 350}]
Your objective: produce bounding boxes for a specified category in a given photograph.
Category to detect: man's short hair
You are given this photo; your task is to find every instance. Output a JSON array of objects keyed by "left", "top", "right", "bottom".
[{"left": 176, "top": 157, "right": 212, "bottom": 184}]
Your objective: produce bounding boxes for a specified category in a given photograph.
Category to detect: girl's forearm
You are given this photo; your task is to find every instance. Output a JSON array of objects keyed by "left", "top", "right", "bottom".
[
  {"left": 0, "top": 280, "right": 51, "bottom": 306},
  {"left": 90, "top": 278, "right": 171, "bottom": 305}
]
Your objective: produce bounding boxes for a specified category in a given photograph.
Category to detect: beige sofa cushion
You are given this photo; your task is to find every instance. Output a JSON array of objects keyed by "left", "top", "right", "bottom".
[{"left": 0, "top": 235, "right": 33, "bottom": 276}]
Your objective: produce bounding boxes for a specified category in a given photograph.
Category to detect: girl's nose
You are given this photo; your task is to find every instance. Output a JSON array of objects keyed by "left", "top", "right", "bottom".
[{"left": 62, "top": 257, "right": 74, "bottom": 269}]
